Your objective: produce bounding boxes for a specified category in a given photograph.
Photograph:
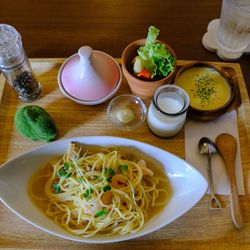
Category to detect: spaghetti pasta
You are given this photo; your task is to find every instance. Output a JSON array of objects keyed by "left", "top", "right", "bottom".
[{"left": 29, "top": 142, "right": 169, "bottom": 237}]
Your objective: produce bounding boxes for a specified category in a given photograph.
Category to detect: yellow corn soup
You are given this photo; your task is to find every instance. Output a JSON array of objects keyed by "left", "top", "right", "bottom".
[{"left": 176, "top": 67, "right": 231, "bottom": 110}]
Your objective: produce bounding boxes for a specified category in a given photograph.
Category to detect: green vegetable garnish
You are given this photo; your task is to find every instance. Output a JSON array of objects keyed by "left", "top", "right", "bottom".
[
  {"left": 191, "top": 74, "right": 217, "bottom": 106},
  {"left": 134, "top": 26, "right": 176, "bottom": 80},
  {"left": 104, "top": 167, "right": 115, "bottom": 177},
  {"left": 103, "top": 185, "right": 111, "bottom": 192},
  {"left": 118, "top": 164, "right": 128, "bottom": 173},
  {"left": 57, "top": 162, "right": 73, "bottom": 178},
  {"left": 108, "top": 168, "right": 115, "bottom": 177},
  {"left": 53, "top": 183, "right": 60, "bottom": 193},
  {"left": 95, "top": 210, "right": 107, "bottom": 218},
  {"left": 107, "top": 177, "right": 112, "bottom": 183},
  {"left": 96, "top": 176, "right": 104, "bottom": 181},
  {"left": 64, "top": 162, "right": 74, "bottom": 169},
  {"left": 83, "top": 188, "right": 94, "bottom": 200},
  {"left": 104, "top": 167, "right": 115, "bottom": 182}
]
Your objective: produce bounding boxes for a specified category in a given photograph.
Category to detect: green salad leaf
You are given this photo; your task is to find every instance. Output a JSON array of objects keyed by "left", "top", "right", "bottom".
[{"left": 136, "top": 26, "right": 176, "bottom": 79}]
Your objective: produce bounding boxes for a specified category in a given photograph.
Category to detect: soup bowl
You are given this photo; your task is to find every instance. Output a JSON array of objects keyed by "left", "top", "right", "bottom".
[
  {"left": 175, "top": 62, "right": 235, "bottom": 120},
  {"left": 0, "top": 136, "right": 207, "bottom": 243}
]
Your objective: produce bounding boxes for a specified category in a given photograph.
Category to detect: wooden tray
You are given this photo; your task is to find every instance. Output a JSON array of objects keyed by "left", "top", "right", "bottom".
[{"left": 0, "top": 59, "right": 249, "bottom": 250}]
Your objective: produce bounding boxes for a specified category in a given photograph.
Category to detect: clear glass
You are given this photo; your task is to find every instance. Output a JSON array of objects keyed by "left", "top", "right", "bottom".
[
  {"left": 216, "top": 0, "right": 250, "bottom": 60},
  {"left": 0, "top": 24, "right": 41, "bottom": 102},
  {"left": 107, "top": 94, "right": 147, "bottom": 131},
  {"left": 147, "top": 85, "right": 190, "bottom": 138}
]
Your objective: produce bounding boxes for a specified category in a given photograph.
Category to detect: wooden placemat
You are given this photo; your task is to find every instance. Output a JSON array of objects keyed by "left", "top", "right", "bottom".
[{"left": 0, "top": 59, "right": 249, "bottom": 250}]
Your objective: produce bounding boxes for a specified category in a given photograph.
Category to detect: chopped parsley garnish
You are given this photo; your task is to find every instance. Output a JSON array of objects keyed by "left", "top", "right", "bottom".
[
  {"left": 64, "top": 162, "right": 73, "bottom": 169},
  {"left": 109, "top": 168, "right": 115, "bottom": 176},
  {"left": 83, "top": 188, "right": 94, "bottom": 200},
  {"left": 95, "top": 210, "right": 107, "bottom": 218},
  {"left": 118, "top": 164, "right": 128, "bottom": 173},
  {"left": 53, "top": 183, "right": 60, "bottom": 193},
  {"left": 104, "top": 167, "right": 115, "bottom": 177},
  {"left": 104, "top": 167, "right": 115, "bottom": 182},
  {"left": 192, "top": 73, "right": 217, "bottom": 107},
  {"left": 57, "top": 162, "right": 73, "bottom": 178},
  {"left": 103, "top": 185, "right": 111, "bottom": 192}
]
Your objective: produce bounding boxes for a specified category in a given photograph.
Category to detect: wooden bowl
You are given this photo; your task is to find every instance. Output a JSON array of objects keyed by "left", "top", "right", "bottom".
[
  {"left": 121, "top": 39, "right": 177, "bottom": 100},
  {"left": 174, "top": 62, "right": 235, "bottom": 120}
]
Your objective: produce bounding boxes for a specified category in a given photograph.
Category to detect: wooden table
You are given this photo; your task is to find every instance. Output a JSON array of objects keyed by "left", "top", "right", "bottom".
[
  {"left": 0, "top": 1, "right": 250, "bottom": 249},
  {"left": 0, "top": 0, "right": 250, "bottom": 96}
]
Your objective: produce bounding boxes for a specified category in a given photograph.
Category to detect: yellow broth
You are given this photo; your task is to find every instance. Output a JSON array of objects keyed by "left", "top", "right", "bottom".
[
  {"left": 28, "top": 160, "right": 55, "bottom": 212},
  {"left": 176, "top": 67, "right": 231, "bottom": 110}
]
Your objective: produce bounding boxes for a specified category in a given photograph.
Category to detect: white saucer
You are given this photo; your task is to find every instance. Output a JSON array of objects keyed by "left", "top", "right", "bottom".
[{"left": 202, "top": 19, "right": 250, "bottom": 61}]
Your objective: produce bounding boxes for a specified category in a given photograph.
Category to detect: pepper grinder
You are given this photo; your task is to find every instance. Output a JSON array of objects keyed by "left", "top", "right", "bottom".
[{"left": 0, "top": 24, "right": 41, "bottom": 102}]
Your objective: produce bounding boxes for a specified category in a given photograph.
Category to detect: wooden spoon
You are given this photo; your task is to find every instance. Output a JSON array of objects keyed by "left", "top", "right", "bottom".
[{"left": 215, "top": 133, "right": 243, "bottom": 228}]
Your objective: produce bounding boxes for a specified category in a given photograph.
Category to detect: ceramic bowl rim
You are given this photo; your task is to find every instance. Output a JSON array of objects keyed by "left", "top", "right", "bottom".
[{"left": 174, "top": 61, "right": 235, "bottom": 120}]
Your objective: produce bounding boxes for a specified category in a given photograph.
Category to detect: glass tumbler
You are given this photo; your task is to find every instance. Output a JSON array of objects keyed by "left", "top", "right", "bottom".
[
  {"left": 216, "top": 0, "right": 250, "bottom": 60},
  {"left": 147, "top": 85, "right": 190, "bottom": 138},
  {"left": 0, "top": 24, "right": 41, "bottom": 102}
]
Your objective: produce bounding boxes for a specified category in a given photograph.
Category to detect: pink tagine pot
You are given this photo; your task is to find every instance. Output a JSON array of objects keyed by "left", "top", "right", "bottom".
[
  {"left": 58, "top": 46, "right": 122, "bottom": 105},
  {"left": 122, "top": 39, "right": 177, "bottom": 100}
]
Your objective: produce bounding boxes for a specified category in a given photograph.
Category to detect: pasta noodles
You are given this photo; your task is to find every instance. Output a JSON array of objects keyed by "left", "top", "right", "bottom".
[{"left": 29, "top": 142, "right": 169, "bottom": 237}]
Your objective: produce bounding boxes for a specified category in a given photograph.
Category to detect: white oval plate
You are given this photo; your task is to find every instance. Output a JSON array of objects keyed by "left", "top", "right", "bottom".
[{"left": 0, "top": 136, "right": 207, "bottom": 243}]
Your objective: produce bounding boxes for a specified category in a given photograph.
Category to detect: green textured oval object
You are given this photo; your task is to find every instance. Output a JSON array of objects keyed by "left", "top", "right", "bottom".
[{"left": 14, "top": 105, "right": 58, "bottom": 142}]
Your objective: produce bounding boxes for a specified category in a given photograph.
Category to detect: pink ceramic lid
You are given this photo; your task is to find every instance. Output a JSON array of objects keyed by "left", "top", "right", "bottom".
[{"left": 59, "top": 46, "right": 121, "bottom": 101}]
